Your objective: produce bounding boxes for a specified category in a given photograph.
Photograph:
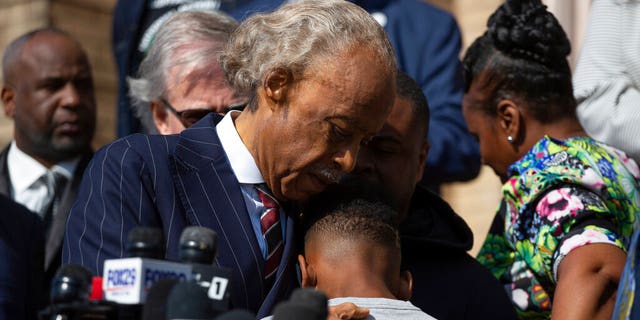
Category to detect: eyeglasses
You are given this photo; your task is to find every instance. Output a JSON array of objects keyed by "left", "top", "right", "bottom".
[{"left": 160, "top": 98, "right": 247, "bottom": 128}]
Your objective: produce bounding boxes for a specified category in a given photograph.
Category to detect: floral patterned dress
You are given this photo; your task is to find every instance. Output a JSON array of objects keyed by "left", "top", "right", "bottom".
[{"left": 477, "top": 136, "right": 640, "bottom": 319}]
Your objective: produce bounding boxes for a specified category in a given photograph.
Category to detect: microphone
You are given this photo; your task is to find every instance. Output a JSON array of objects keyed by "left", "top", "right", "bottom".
[
  {"left": 103, "top": 227, "right": 191, "bottom": 304},
  {"left": 179, "top": 226, "right": 217, "bottom": 264},
  {"left": 89, "top": 277, "right": 104, "bottom": 301},
  {"left": 272, "top": 288, "right": 328, "bottom": 320},
  {"left": 214, "top": 309, "right": 255, "bottom": 320},
  {"left": 50, "top": 264, "right": 93, "bottom": 305},
  {"left": 166, "top": 280, "right": 217, "bottom": 320},
  {"left": 178, "top": 226, "right": 232, "bottom": 312},
  {"left": 40, "top": 265, "right": 120, "bottom": 320},
  {"left": 127, "top": 226, "right": 164, "bottom": 259},
  {"left": 142, "top": 278, "right": 179, "bottom": 320}
]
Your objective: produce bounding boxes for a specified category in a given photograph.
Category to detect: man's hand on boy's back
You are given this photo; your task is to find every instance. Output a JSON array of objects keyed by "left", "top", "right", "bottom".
[{"left": 328, "top": 302, "right": 369, "bottom": 320}]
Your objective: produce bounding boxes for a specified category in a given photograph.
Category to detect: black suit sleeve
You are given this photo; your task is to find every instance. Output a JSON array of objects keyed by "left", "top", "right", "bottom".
[{"left": 0, "top": 195, "right": 45, "bottom": 320}]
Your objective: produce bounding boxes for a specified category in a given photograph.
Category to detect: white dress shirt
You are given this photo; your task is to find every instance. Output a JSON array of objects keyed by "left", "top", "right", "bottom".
[
  {"left": 7, "top": 141, "right": 78, "bottom": 214},
  {"left": 216, "top": 111, "right": 286, "bottom": 259}
]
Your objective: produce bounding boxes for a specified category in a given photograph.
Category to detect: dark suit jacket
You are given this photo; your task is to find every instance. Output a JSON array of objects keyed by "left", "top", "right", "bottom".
[
  {"left": 401, "top": 186, "right": 516, "bottom": 319},
  {"left": 353, "top": 0, "right": 480, "bottom": 189},
  {"left": 0, "top": 145, "right": 92, "bottom": 288},
  {"left": 0, "top": 194, "right": 45, "bottom": 320},
  {"left": 63, "top": 114, "right": 298, "bottom": 318}
]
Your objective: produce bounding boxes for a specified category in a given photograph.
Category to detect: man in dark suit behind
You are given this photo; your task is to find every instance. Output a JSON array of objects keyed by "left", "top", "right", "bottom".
[
  {"left": 0, "top": 28, "right": 96, "bottom": 295},
  {"left": 63, "top": 1, "right": 397, "bottom": 318},
  {"left": 0, "top": 194, "right": 45, "bottom": 320},
  {"left": 343, "top": 72, "right": 517, "bottom": 319}
]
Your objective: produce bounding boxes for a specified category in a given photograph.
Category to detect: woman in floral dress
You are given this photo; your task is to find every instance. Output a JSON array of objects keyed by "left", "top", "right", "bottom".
[{"left": 461, "top": 0, "right": 640, "bottom": 318}]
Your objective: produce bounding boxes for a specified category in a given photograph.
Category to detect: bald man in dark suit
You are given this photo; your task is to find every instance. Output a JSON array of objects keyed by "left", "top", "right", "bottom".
[{"left": 0, "top": 28, "right": 95, "bottom": 295}]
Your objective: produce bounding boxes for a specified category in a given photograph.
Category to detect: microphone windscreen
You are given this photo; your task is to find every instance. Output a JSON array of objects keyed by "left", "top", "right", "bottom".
[
  {"left": 142, "top": 278, "right": 179, "bottom": 320},
  {"left": 166, "top": 280, "right": 219, "bottom": 320},
  {"left": 273, "top": 288, "right": 328, "bottom": 320},
  {"left": 179, "top": 226, "right": 218, "bottom": 264},
  {"left": 127, "top": 226, "right": 164, "bottom": 258},
  {"left": 290, "top": 288, "right": 328, "bottom": 311},
  {"left": 50, "top": 264, "right": 93, "bottom": 304},
  {"left": 214, "top": 309, "right": 255, "bottom": 320}
]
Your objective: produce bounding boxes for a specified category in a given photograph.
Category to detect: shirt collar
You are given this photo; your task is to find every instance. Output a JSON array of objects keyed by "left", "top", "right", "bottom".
[
  {"left": 215, "top": 111, "right": 264, "bottom": 184},
  {"left": 7, "top": 141, "right": 79, "bottom": 193}
]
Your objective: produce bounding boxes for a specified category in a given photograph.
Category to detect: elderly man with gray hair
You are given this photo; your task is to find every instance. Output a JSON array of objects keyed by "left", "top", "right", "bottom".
[
  {"left": 64, "top": 0, "right": 397, "bottom": 318},
  {"left": 128, "top": 10, "right": 247, "bottom": 134}
]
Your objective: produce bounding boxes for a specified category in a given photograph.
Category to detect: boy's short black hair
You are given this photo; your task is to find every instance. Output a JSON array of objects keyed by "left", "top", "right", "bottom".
[
  {"left": 304, "top": 198, "right": 400, "bottom": 251},
  {"left": 300, "top": 178, "right": 397, "bottom": 233}
]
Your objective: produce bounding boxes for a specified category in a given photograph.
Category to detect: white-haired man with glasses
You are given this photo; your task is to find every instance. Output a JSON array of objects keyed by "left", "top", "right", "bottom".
[{"left": 128, "top": 10, "right": 248, "bottom": 134}]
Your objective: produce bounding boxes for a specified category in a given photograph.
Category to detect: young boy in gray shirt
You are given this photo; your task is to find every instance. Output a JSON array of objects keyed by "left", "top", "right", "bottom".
[{"left": 298, "top": 199, "right": 436, "bottom": 320}]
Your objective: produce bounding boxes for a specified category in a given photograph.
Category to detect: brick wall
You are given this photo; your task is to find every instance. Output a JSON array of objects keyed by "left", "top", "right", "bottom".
[
  {"left": 52, "top": 0, "right": 117, "bottom": 148},
  {"left": 0, "top": 0, "right": 49, "bottom": 145},
  {"left": 0, "top": 0, "right": 117, "bottom": 149}
]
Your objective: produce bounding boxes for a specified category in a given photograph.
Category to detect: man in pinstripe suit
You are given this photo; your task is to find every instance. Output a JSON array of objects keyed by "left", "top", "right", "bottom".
[{"left": 63, "top": 1, "right": 398, "bottom": 317}]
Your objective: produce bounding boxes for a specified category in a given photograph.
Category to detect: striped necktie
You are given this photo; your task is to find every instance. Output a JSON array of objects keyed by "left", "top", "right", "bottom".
[
  {"left": 42, "top": 171, "right": 68, "bottom": 232},
  {"left": 255, "top": 185, "right": 284, "bottom": 283}
]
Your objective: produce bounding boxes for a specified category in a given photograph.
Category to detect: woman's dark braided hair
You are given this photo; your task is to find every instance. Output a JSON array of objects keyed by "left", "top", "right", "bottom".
[{"left": 462, "top": 0, "right": 576, "bottom": 123}]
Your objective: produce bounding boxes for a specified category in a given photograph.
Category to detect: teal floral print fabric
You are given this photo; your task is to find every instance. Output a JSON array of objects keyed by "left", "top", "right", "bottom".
[{"left": 477, "top": 136, "right": 640, "bottom": 319}]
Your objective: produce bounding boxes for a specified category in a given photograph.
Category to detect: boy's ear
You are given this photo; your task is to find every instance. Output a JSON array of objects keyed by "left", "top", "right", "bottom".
[
  {"left": 297, "top": 254, "right": 317, "bottom": 288},
  {"left": 396, "top": 270, "right": 413, "bottom": 301}
]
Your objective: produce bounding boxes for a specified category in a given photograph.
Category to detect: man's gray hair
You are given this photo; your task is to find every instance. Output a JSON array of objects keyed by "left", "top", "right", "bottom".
[
  {"left": 219, "top": 0, "right": 397, "bottom": 109},
  {"left": 128, "top": 10, "right": 238, "bottom": 133}
]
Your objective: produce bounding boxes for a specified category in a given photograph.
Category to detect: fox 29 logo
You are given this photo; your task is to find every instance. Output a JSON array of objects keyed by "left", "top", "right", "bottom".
[{"left": 106, "top": 268, "right": 136, "bottom": 288}]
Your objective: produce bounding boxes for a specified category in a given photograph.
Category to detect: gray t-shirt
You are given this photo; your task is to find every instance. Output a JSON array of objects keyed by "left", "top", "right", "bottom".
[{"left": 329, "top": 297, "right": 437, "bottom": 320}]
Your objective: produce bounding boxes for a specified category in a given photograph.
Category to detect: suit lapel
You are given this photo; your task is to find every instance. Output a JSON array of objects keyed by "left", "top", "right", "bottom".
[
  {"left": 44, "top": 152, "right": 92, "bottom": 269},
  {"left": 0, "top": 145, "right": 11, "bottom": 196},
  {"left": 170, "top": 114, "right": 266, "bottom": 310}
]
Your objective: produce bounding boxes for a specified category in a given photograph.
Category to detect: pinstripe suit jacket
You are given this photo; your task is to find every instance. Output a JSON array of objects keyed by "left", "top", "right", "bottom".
[{"left": 62, "top": 114, "right": 298, "bottom": 317}]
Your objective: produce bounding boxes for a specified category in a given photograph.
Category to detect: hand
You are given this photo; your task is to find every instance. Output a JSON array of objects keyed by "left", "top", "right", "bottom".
[{"left": 327, "top": 302, "right": 369, "bottom": 320}]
